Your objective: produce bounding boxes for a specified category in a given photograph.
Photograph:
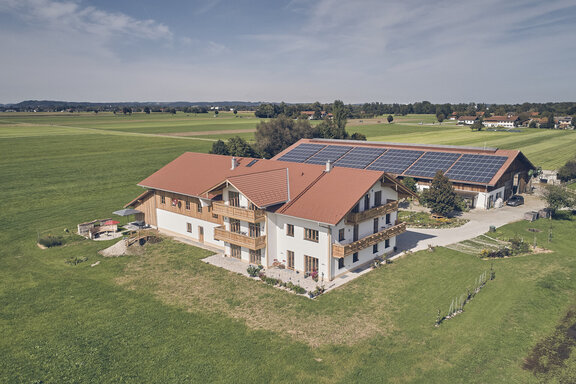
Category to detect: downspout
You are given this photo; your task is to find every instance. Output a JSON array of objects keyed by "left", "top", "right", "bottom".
[{"left": 327, "top": 226, "right": 332, "bottom": 282}]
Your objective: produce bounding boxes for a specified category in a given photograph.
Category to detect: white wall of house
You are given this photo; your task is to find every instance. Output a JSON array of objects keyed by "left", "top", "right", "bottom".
[
  {"left": 156, "top": 209, "right": 223, "bottom": 248},
  {"left": 267, "top": 213, "right": 330, "bottom": 279}
]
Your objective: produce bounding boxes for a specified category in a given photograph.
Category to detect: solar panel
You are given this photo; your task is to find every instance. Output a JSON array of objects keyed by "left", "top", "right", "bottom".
[
  {"left": 367, "top": 149, "right": 424, "bottom": 174},
  {"left": 277, "top": 143, "right": 325, "bottom": 162},
  {"left": 305, "top": 145, "right": 353, "bottom": 165},
  {"left": 333, "top": 147, "right": 387, "bottom": 169},
  {"left": 446, "top": 154, "right": 508, "bottom": 183},
  {"left": 404, "top": 152, "right": 460, "bottom": 178}
]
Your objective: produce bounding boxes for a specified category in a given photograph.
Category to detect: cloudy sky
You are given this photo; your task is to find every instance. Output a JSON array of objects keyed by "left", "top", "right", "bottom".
[{"left": 0, "top": 0, "right": 575, "bottom": 104}]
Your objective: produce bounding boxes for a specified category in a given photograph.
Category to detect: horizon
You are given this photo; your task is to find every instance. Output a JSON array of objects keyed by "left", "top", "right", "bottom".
[{"left": 0, "top": 0, "right": 575, "bottom": 104}]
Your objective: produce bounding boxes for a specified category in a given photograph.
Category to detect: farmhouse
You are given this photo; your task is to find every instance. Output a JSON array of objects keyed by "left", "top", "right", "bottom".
[
  {"left": 273, "top": 139, "right": 535, "bottom": 209},
  {"left": 457, "top": 115, "right": 479, "bottom": 125},
  {"left": 482, "top": 115, "right": 520, "bottom": 128},
  {"left": 125, "top": 152, "right": 415, "bottom": 281}
]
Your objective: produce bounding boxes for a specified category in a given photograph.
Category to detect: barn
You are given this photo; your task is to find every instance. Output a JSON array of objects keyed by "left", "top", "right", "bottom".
[{"left": 273, "top": 138, "right": 536, "bottom": 209}]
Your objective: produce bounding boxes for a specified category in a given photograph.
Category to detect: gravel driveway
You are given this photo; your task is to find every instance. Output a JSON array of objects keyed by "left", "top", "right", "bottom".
[{"left": 396, "top": 195, "right": 546, "bottom": 254}]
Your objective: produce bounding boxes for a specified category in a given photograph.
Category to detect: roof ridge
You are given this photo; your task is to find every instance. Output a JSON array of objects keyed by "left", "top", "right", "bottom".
[
  {"left": 278, "top": 171, "right": 327, "bottom": 214},
  {"left": 228, "top": 167, "right": 287, "bottom": 179}
]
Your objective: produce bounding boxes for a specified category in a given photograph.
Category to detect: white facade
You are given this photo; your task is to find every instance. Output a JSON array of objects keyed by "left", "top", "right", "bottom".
[
  {"left": 156, "top": 209, "right": 223, "bottom": 248},
  {"left": 211, "top": 177, "right": 402, "bottom": 280},
  {"left": 483, "top": 119, "right": 518, "bottom": 128},
  {"left": 475, "top": 186, "right": 505, "bottom": 209}
]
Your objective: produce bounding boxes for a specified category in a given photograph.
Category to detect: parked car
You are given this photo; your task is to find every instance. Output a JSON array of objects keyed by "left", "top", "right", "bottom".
[{"left": 506, "top": 195, "right": 524, "bottom": 207}]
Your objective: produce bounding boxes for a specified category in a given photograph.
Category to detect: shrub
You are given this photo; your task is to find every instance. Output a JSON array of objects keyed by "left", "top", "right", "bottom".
[
  {"left": 247, "top": 265, "right": 263, "bottom": 277},
  {"left": 38, "top": 235, "right": 64, "bottom": 248},
  {"left": 65, "top": 256, "right": 88, "bottom": 265}
]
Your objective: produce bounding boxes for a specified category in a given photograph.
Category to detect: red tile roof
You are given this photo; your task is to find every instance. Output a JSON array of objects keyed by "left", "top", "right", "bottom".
[{"left": 137, "top": 152, "right": 408, "bottom": 225}]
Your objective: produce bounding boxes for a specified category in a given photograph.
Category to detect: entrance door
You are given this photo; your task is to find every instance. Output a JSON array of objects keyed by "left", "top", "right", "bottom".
[{"left": 198, "top": 226, "right": 204, "bottom": 243}]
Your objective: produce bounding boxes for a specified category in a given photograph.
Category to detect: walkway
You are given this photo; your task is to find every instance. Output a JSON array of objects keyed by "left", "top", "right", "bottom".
[{"left": 395, "top": 194, "right": 546, "bottom": 254}]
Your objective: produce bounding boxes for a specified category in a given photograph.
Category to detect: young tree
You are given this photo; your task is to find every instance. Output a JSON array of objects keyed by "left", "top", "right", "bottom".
[
  {"left": 387, "top": 114, "right": 394, "bottom": 124},
  {"left": 420, "top": 171, "right": 459, "bottom": 217},
  {"left": 542, "top": 185, "right": 575, "bottom": 217},
  {"left": 558, "top": 158, "right": 576, "bottom": 182},
  {"left": 470, "top": 120, "right": 483, "bottom": 131},
  {"left": 436, "top": 113, "right": 445, "bottom": 124}
]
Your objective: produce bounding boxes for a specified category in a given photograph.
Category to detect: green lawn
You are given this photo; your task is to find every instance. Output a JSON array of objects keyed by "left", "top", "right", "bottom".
[{"left": 1, "top": 117, "right": 576, "bottom": 382}]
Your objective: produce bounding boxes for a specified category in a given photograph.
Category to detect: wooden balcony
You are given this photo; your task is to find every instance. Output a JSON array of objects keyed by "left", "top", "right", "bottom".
[
  {"left": 212, "top": 201, "right": 266, "bottom": 223},
  {"left": 214, "top": 226, "right": 266, "bottom": 250},
  {"left": 345, "top": 201, "right": 398, "bottom": 224},
  {"left": 332, "top": 222, "right": 406, "bottom": 258}
]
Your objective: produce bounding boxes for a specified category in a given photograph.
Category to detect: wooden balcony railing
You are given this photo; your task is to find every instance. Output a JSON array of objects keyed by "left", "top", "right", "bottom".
[
  {"left": 212, "top": 201, "right": 266, "bottom": 223},
  {"left": 345, "top": 200, "right": 398, "bottom": 224},
  {"left": 214, "top": 226, "right": 267, "bottom": 250},
  {"left": 332, "top": 222, "right": 406, "bottom": 258}
]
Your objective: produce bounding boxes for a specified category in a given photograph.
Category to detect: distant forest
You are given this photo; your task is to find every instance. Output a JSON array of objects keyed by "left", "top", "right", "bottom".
[{"left": 2, "top": 100, "right": 575, "bottom": 117}]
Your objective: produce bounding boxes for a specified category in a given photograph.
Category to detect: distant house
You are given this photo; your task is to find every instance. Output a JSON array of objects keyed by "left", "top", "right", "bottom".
[
  {"left": 457, "top": 116, "right": 479, "bottom": 125},
  {"left": 483, "top": 115, "right": 520, "bottom": 128},
  {"left": 449, "top": 112, "right": 459, "bottom": 120},
  {"left": 556, "top": 117, "right": 573, "bottom": 129}
]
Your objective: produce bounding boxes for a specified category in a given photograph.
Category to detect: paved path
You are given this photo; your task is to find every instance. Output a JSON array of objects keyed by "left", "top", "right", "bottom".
[{"left": 396, "top": 195, "right": 546, "bottom": 254}]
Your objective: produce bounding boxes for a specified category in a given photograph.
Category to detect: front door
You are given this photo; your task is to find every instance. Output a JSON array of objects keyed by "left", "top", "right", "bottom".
[{"left": 198, "top": 226, "right": 204, "bottom": 243}]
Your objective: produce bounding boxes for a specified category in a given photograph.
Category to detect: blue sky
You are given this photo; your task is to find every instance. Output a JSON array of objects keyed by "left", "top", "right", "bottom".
[{"left": 0, "top": 0, "right": 575, "bottom": 104}]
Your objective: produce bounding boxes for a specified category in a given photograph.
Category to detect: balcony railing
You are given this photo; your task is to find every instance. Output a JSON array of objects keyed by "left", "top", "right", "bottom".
[
  {"left": 345, "top": 200, "right": 398, "bottom": 224},
  {"left": 212, "top": 201, "right": 266, "bottom": 223},
  {"left": 214, "top": 226, "right": 266, "bottom": 250},
  {"left": 332, "top": 222, "right": 406, "bottom": 258}
]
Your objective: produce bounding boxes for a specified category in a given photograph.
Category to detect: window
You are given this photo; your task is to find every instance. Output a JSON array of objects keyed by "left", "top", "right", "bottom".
[
  {"left": 229, "top": 191, "right": 240, "bottom": 207},
  {"left": 353, "top": 224, "right": 359, "bottom": 242},
  {"left": 287, "top": 250, "right": 294, "bottom": 270},
  {"left": 304, "top": 228, "right": 319, "bottom": 242},
  {"left": 364, "top": 194, "right": 370, "bottom": 210},
  {"left": 373, "top": 218, "right": 379, "bottom": 234},
  {"left": 249, "top": 249, "right": 261, "bottom": 265},
  {"left": 304, "top": 255, "right": 318, "bottom": 273},
  {"left": 338, "top": 228, "right": 345, "bottom": 242},
  {"left": 212, "top": 213, "right": 219, "bottom": 219},
  {"left": 338, "top": 257, "right": 345, "bottom": 269},
  {"left": 230, "top": 244, "right": 241, "bottom": 259},
  {"left": 385, "top": 239, "right": 390, "bottom": 248},
  {"left": 230, "top": 218, "right": 241, "bottom": 233},
  {"left": 197, "top": 204, "right": 202, "bottom": 213},
  {"left": 374, "top": 191, "right": 382, "bottom": 207},
  {"left": 353, "top": 252, "right": 359, "bottom": 263},
  {"left": 352, "top": 203, "right": 360, "bottom": 213},
  {"left": 373, "top": 243, "right": 378, "bottom": 254},
  {"left": 186, "top": 223, "right": 192, "bottom": 233},
  {"left": 249, "top": 223, "right": 261, "bottom": 237},
  {"left": 386, "top": 213, "right": 391, "bottom": 225},
  {"left": 286, "top": 224, "right": 294, "bottom": 237},
  {"left": 185, "top": 200, "right": 190, "bottom": 210},
  {"left": 160, "top": 195, "right": 165, "bottom": 204}
]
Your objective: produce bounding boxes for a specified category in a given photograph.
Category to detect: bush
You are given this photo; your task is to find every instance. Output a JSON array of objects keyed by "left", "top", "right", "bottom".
[
  {"left": 247, "top": 264, "right": 263, "bottom": 277},
  {"left": 38, "top": 235, "right": 64, "bottom": 248}
]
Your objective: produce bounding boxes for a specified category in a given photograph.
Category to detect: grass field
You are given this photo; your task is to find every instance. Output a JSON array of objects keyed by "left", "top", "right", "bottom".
[{"left": 1, "top": 114, "right": 576, "bottom": 382}]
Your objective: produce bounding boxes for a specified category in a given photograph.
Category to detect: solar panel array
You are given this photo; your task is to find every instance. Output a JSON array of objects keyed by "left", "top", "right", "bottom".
[
  {"left": 446, "top": 154, "right": 508, "bottom": 183},
  {"left": 404, "top": 152, "right": 461, "bottom": 178},
  {"left": 305, "top": 145, "right": 353, "bottom": 165},
  {"left": 334, "top": 147, "right": 387, "bottom": 169},
  {"left": 367, "top": 149, "right": 424, "bottom": 174},
  {"left": 277, "top": 143, "right": 325, "bottom": 162},
  {"left": 277, "top": 143, "right": 509, "bottom": 184}
]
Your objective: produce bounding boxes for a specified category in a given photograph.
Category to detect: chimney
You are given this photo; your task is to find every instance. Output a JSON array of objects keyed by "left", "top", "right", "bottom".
[
  {"left": 231, "top": 157, "right": 237, "bottom": 170},
  {"left": 325, "top": 160, "right": 333, "bottom": 172}
]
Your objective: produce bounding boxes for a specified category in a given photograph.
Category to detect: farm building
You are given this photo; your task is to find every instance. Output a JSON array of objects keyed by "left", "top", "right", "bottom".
[
  {"left": 273, "top": 139, "right": 535, "bottom": 209},
  {"left": 482, "top": 115, "right": 520, "bottom": 128},
  {"left": 125, "top": 152, "right": 415, "bottom": 281}
]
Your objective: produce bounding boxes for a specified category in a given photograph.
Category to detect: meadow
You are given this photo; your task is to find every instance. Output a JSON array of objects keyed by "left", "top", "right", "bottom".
[{"left": 1, "top": 113, "right": 576, "bottom": 383}]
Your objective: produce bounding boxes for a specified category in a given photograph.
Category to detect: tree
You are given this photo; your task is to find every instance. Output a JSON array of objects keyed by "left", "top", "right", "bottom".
[
  {"left": 233, "top": 109, "right": 238, "bottom": 117},
  {"left": 214, "top": 109, "right": 219, "bottom": 117},
  {"left": 542, "top": 185, "right": 575, "bottom": 217},
  {"left": 317, "top": 118, "right": 348, "bottom": 140},
  {"left": 387, "top": 115, "right": 394, "bottom": 124},
  {"left": 470, "top": 120, "right": 483, "bottom": 131},
  {"left": 558, "top": 158, "right": 576, "bottom": 181},
  {"left": 436, "top": 113, "right": 445, "bottom": 124},
  {"left": 420, "top": 171, "right": 459, "bottom": 217},
  {"left": 254, "top": 116, "right": 319, "bottom": 158},
  {"left": 401, "top": 177, "right": 418, "bottom": 193},
  {"left": 572, "top": 116, "right": 576, "bottom": 128},
  {"left": 144, "top": 106, "right": 151, "bottom": 114},
  {"left": 332, "top": 100, "right": 348, "bottom": 137},
  {"left": 210, "top": 139, "right": 229, "bottom": 155},
  {"left": 227, "top": 136, "right": 256, "bottom": 157},
  {"left": 349, "top": 132, "right": 367, "bottom": 141}
]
